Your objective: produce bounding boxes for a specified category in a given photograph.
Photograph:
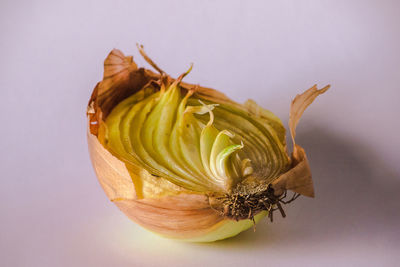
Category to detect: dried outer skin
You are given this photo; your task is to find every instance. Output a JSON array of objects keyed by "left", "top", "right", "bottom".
[
  {"left": 271, "top": 84, "right": 330, "bottom": 198},
  {"left": 87, "top": 49, "right": 329, "bottom": 241}
]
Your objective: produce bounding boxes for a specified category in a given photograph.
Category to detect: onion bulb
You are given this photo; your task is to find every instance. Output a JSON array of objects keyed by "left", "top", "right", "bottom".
[{"left": 87, "top": 46, "right": 329, "bottom": 242}]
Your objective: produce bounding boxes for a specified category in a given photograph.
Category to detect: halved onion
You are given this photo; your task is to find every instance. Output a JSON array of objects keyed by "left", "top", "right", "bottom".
[{"left": 87, "top": 47, "right": 329, "bottom": 242}]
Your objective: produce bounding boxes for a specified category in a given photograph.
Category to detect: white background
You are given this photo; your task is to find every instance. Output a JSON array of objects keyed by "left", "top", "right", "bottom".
[{"left": 1, "top": 0, "right": 399, "bottom": 266}]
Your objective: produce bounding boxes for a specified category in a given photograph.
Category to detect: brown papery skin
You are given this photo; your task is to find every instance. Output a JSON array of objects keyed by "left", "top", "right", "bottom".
[{"left": 87, "top": 49, "right": 329, "bottom": 239}]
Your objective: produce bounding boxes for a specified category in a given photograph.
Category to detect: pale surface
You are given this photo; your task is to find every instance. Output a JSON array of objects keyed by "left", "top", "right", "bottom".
[{"left": 1, "top": 0, "right": 399, "bottom": 266}]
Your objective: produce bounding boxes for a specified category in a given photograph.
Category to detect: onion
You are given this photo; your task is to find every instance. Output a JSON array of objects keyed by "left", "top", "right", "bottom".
[{"left": 87, "top": 47, "right": 329, "bottom": 242}]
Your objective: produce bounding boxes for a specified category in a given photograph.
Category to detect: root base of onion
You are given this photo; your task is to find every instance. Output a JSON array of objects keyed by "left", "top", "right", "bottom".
[{"left": 209, "top": 186, "right": 300, "bottom": 223}]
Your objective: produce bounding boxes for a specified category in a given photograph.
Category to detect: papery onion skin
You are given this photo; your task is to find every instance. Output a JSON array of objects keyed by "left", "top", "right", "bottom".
[{"left": 87, "top": 48, "right": 329, "bottom": 242}]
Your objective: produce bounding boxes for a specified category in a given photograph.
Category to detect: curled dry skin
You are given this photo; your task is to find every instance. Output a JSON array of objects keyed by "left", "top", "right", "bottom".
[{"left": 87, "top": 48, "right": 329, "bottom": 242}]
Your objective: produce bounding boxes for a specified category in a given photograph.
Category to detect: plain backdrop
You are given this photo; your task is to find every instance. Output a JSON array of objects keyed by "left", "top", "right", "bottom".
[{"left": 1, "top": 0, "right": 399, "bottom": 266}]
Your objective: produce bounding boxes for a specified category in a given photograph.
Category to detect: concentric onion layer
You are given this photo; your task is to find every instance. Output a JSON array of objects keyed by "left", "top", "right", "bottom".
[{"left": 101, "top": 83, "right": 290, "bottom": 195}]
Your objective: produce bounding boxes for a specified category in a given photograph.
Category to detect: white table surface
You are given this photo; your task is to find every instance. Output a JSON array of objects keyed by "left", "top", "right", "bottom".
[{"left": 1, "top": 0, "right": 399, "bottom": 266}]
